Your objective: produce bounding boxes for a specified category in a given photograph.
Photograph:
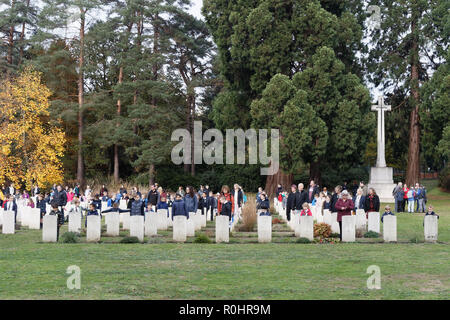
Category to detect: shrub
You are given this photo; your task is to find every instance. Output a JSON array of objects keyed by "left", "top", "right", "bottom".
[
  {"left": 409, "top": 236, "right": 423, "bottom": 243},
  {"left": 364, "top": 231, "right": 380, "bottom": 238},
  {"left": 296, "top": 237, "right": 312, "bottom": 244},
  {"left": 194, "top": 233, "right": 212, "bottom": 244},
  {"left": 355, "top": 229, "right": 365, "bottom": 238},
  {"left": 120, "top": 236, "right": 140, "bottom": 243},
  {"left": 272, "top": 218, "right": 282, "bottom": 224},
  {"left": 314, "top": 223, "right": 332, "bottom": 239},
  {"left": 329, "top": 233, "right": 340, "bottom": 238},
  {"left": 238, "top": 196, "right": 257, "bottom": 232},
  {"left": 59, "top": 232, "right": 80, "bottom": 243}
]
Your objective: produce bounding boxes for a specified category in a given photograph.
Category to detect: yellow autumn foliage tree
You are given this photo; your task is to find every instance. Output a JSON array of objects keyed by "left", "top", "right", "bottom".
[{"left": 0, "top": 67, "right": 66, "bottom": 190}]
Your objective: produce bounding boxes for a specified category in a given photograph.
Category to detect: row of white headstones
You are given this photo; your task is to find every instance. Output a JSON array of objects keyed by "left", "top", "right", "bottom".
[
  {"left": 274, "top": 199, "right": 439, "bottom": 242},
  {"left": 0, "top": 198, "right": 246, "bottom": 243}
]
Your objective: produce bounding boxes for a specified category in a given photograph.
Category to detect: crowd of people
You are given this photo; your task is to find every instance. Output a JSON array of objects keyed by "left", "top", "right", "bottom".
[
  {"left": 392, "top": 182, "right": 428, "bottom": 213},
  {"left": 0, "top": 182, "right": 250, "bottom": 231}
]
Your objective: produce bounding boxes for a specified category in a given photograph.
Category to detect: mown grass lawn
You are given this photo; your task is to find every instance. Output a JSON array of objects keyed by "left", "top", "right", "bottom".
[{"left": 0, "top": 179, "right": 448, "bottom": 300}]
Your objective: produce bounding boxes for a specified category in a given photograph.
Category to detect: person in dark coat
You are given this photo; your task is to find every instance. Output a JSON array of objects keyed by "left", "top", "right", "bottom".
[
  {"left": 49, "top": 203, "right": 64, "bottom": 240},
  {"left": 147, "top": 185, "right": 159, "bottom": 210},
  {"left": 184, "top": 186, "right": 198, "bottom": 215},
  {"left": 256, "top": 193, "right": 270, "bottom": 216},
  {"left": 52, "top": 185, "right": 67, "bottom": 217},
  {"left": 285, "top": 184, "right": 297, "bottom": 222},
  {"left": 330, "top": 185, "right": 342, "bottom": 212},
  {"left": 334, "top": 190, "right": 354, "bottom": 241},
  {"left": 172, "top": 194, "right": 188, "bottom": 220},
  {"left": 364, "top": 188, "right": 380, "bottom": 214},
  {"left": 275, "top": 184, "right": 283, "bottom": 197},
  {"left": 130, "top": 194, "right": 145, "bottom": 216},
  {"left": 295, "top": 183, "right": 307, "bottom": 211},
  {"left": 4, "top": 195, "right": 18, "bottom": 223},
  {"left": 219, "top": 196, "right": 232, "bottom": 219},
  {"left": 85, "top": 203, "right": 100, "bottom": 227},
  {"left": 392, "top": 182, "right": 404, "bottom": 213},
  {"left": 381, "top": 205, "right": 395, "bottom": 223},
  {"left": 423, "top": 205, "right": 439, "bottom": 226},
  {"left": 206, "top": 191, "right": 216, "bottom": 221},
  {"left": 306, "top": 180, "right": 320, "bottom": 203},
  {"left": 37, "top": 194, "right": 47, "bottom": 228}
]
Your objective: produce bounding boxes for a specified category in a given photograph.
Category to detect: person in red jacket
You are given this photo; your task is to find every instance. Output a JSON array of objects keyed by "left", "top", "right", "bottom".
[
  {"left": 335, "top": 190, "right": 354, "bottom": 241},
  {"left": 402, "top": 185, "right": 409, "bottom": 212},
  {"left": 299, "top": 202, "right": 312, "bottom": 216},
  {"left": 217, "top": 185, "right": 234, "bottom": 217}
]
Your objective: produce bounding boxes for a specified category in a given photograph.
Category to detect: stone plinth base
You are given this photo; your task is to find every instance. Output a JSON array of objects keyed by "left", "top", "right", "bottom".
[{"left": 368, "top": 167, "right": 396, "bottom": 203}]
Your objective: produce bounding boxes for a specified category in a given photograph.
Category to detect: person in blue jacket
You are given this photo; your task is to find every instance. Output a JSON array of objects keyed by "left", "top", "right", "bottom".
[
  {"left": 130, "top": 194, "right": 144, "bottom": 216},
  {"left": 381, "top": 205, "right": 395, "bottom": 223},
  {"left": 85, "top": 203, "right": 100, "bottom": 227},
  {"left": 183, "top": 186, "right": 198, "bottom": 215},
  {"left": 257, "top": 193, "right": 270, "bottom": 216},
  {"left": 172, "top": 193, "right": 188, "bottom": 220}
]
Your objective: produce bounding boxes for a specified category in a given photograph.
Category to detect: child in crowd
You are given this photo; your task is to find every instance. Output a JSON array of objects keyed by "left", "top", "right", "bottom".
[
  {"left": 49, "top": 203, "right": 64, "bottom": 241},
  {"left": 172, "top": 193, "right": 188, "bottom": 220},
  {"left": 157, "top": 195, "right": 169, "bottom": 217},
  {"left": 92, "top": 194, "right": 102, "bottom": 213},
  {"left": 299, "top": 202, "right": 312, "bottom": 216},
  {"left": 423, "top": 205, "right": 439, "bottom": 226},
  {"left": 323, "top": 195, "right": 331, "bottom": 210},
  {"left": 256, "top": 192, "right": 270, "bottom": 216},
  {"left": 407, "top": 186, "right": 415, "bottom": 213},
  {"left": 27, "top": 198, "right": 35, "bottom": 208},
  {"left": 37, "top": 194, "right": 47, "bottom": 229},
  {"left": 219, "top": 195, "right": 232, "bottom": 219},
  {"left": 199, "top": 192, "right": 208, "bottom": 216},
  {"left": 85, "top": 203, "right": 99, "bottom": 228},
  {"left": 381, "top": 205, "right": 395, "bottom": 223},
  {"left": 101, "top": 191, "right": 109, "bottom": 202}
]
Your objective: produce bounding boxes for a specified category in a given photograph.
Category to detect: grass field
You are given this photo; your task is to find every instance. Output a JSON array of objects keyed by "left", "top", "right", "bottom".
[{"left": 0, "top": 179, "right": 448, "bottom": 300}]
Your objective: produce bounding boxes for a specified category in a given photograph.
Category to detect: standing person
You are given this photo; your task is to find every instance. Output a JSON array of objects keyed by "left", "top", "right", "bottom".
[
  {"left": 285, "top": 184, "right": 297, "bottom": 222},
  {"left": 256, "top": 192, "right": 270, "bottom": 216},
  {"left": 402, "top": 184, "right": 409, "bottom": 212},
  {"left": 177, "top": 186, "right": 185, "bottom": 197},
  {"left": 364, "top": 188, "right": 380, "bottom": 216},
  {"left": 85, "top": 203, "right": 99, "bottom": 228},
  {"left": 233, "top": 184, "right": 243, "bottom": 219},
  {"left": 130, "top": 194, "right": 145, "bottom": 216},
  {"left": 100, "top": 185, "right": 108, "bottom": 195},
  {"left": 37, "top": 194, "right": 47, "bottom": 229},
  {"left": 119, "top": 184, "right": 127, "bottom": 195},
  {"left": 52, "top": 185, "right": 68, "bottom": 219},
  {"left": 199, "top": 192, "right": 208, "bottom": 216},
  {"left": 381, "top": 205, "right": 395, "bottom": 223},
  {"left": 74, "top": 184, "right": 81, "bottom": 198},
  {"left": 219, "top": 196, "right": 232, "bottom": 220},
  {"left": 5, "top": 195, "right": 18, "bottom": 223},
  {"left": 84, "top": 185, "right": 92, "bottom": 199},
  {"left": 206, "top": 191, "right": 217, "bottom": 221},
  {"left": 67, "top": 188, "right": 75, "bottom": 203},
  {"left": 359, "top": 181, "right": 368, "bottom": 197},
  {"left": 184, "top": 186, "right": 198, "bottom": 215},
  {"left": 275, "top": 184, "right": 283, "bottom": 197},
  {"left": 157, "top": 195, "right": 169, "bottom": 211},
  {"left": 299, "top": 202, "right": 312, "bottom": 216},
  {"left": 49, "top": 203, "right": 64, "bottom": 241},
  {"left": 295, "top": 183, "right": 307, "bottom": 211},
  {"left": 32, "top": 185, "right": 40, "bottom": 197},
  {"left": 407, "top": 186, "right": 415, "bottom": 213},
  {"left": 322, "top": 187, "right": 329, "bottom": 198},
  {"left": 172, "top": 193, "right": 188, "bottom": 220},
  {"left": 217, "top": 185, "right": 234, "bottom": 217},
  {"left": 392, "top": 182, "right": 403, "bottom": 213},
  {"left": 8, "top": 183, "right": 15, "bottom": 197},
  {"left": 307, "top": 180, "right": 319, "bottom": 203},
  {"left": 418, "top": 185, "right": 427, "bottom": 213},
  {"left": 335, "top": 190, "right": 354, "bottom": 241},
  {"left": 147, "top": 185, "right": 159, "bottom": 212},
  {"left": 353, "top": 188, "right": 365, "bottom": 211},
  {"left": 330, "top": 186, "right": 342, "bottom": 212},
  {"left": 256, "top": 187, "right": 263, "bottom": 204}
]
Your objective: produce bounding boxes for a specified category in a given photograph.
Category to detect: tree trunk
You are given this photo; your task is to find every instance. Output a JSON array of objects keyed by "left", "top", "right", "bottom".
[
  {"left": 77, "top": 9, "right": 86, "bottom": 186},
  {"left": 190, "top": 93, "right": 196, "bottom": 176},
  {"left": 309, "top": 160, "right": 322, "bottom": 187},
  {"left": 18, "top": 0, "right": 30, "bottom": 66},
  {"left": 265, "top": 169, "right": 293, "bottom": 200},
  {"left": 114, "top": 66, "right": 124, "bottom": 183},
  {"left": 7, "top": 0, "right": 15, "bottom": 71},
  {"left": 149, "top": 164, "right": 155, "bottom": 186},
  {"left": 406, "top": 16, "right": 420, "bottom": 186}
]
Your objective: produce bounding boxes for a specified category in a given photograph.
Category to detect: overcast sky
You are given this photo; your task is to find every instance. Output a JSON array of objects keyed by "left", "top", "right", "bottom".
[{"left": 189, "top": 0, "right": 203, "bottom": 19}]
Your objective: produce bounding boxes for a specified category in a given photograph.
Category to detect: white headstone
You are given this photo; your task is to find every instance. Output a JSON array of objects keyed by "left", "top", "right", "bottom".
[
  {"left": 2, "top": 211, "right": 15, "bottom": 234},
  {"left": 341, "top": 215, "right": 356, "bottom": 242},
  {"left": 86, "top": 215, "right": 101, "bottom": 242},
  {"left": 258, "top": 215, "right": 272, "bottom": 243},
  {"left": 215, "top": 215, "right": 229, "bottom": 243},
  {"left": 331, "top": 212, "right": 340, "bottom": 234},
  {"left": 130, "top": 215, "right": 144, "bottom": 242},
  {"left": 173, "top": 215, "right": 187, "bottom": 242},
  {"left": 119, "top": 199, "right": 127, "bottom": 210},
  {"left": 29, "top": 208, "right": 41, "bottom": 230},
  {"left": 101, "top": 201, "right": 108, "bottom": 212},
  {"left": 201, "top": 211, "right": 207, "bottom": 228},
  {"left": 383, "top": 215, "right": 397, "bottom": 242},
  {"left": 157, "top": 210, "right": 168, "bottom": 231},
  {"left": 292, "top": 213, "right": 300, "bottom": 235},
  {"left": 323, "top": 210, "right": 332, "bottom": 226},
  {"left": 42, "top": 215, "right": 57, "bottom": 242},
  {"left": 368, "top": 212, "right": 380, "bottom": 233},
  {"left": 122, "top": 212, "right": 130, "bottom": 230},
  {"left": 356, "top": 209, "right": 367, "bottom": 231},
  {"left": 106, "top": 212, "right": 120, "bottom": 236},
  {"left": 22, "top": 206, "right": 30, "bottom": 227},
  {"left": 145, "top": 212, "right": 158, "bottom": 237},
  {"left": 186, "top": 213, "right": 195, "bottom": 237},
  {"left": 167, "top": 207, "right": 173, "bottom": 227},
  {"left": 0, "top": 209, "right": 3, "bottom": 227},
  {"left": 299, "top": 216, "right": 314, "bottom": 241},
  {"left": 424, "top": 215, "right": 438, "bottom": 242}
]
